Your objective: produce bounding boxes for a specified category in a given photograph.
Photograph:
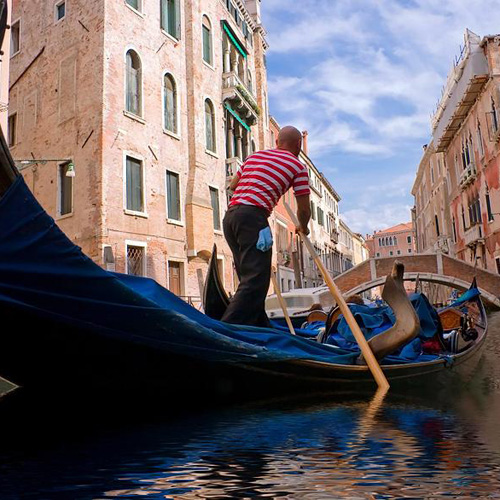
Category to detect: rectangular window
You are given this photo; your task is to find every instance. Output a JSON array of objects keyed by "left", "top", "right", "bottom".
[
  {"left": 209, "top": 187, "right": 221, "bottom": 231},
  {"left": 55, "top": 1, "right": 66, "bottom": 21},
  {"left": 166, "top": 170, "right": 181, "bottom": 221},
  {"left": 408, "top": 249, "right": 412, "bottom": 253},
  {"left": 58, "top": 162, "right": 73, "bottom": 216},
  {"left": 317, "top": 207, "right": 324, "bottom": 226},
  {"left": 126, "top": 0, "right": 141, "bottom": 11},
  {"left": 310, "top": 201, "right": 316, "bottom": 220},
  {"left": 168, "top": 261, "right": 182, "bottom": 295},
  {"left": 161, "top": 0, "right": 179, "bottom": 39},
  {"left": 10, "top": 20, "right": 20, "bottom": 56},
  {"left": 125, "top": 156, "right": 144, "bottom": 213},
  {"left": 407, "top": 236, "right": 411, "bottom": 244},
  {"left": 7, "top": 113, "right": 16, "bottom": 147},
  {"left": 487, "top": 190, "right": 494, "bottom": 222},
  {"left": 127, "top": 245, "right": 145, "bottom": 276}
]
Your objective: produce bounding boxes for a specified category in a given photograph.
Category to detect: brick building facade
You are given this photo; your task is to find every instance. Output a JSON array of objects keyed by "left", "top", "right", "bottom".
[
  {"left": 414, "top": 30, "right": 500, "bottom": 273},
  {"left": 8, "top": 0, "right": 269, "bottom": 300}
]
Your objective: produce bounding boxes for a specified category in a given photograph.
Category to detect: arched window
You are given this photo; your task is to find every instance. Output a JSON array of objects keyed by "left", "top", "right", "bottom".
[
  {"left": 126, "top": 50, "right": 142, "bottom": 116},
  {"left": 205, "top": 98, "right": 216, "bottom": 152},
  {"left": 163, "top": 73, "right": 178, "bottom": 134},
  {"left": 202, "top": 15, "right": 212, "bottom": 65}
]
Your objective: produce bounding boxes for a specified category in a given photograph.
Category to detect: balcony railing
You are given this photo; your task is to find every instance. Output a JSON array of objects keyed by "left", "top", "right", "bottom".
[
  {"left": 226, "top": 157, "right": 242, "bottom": 179},
  {"left": 222, "top": 71, "right": 260, "bottom": 126},
  {"left": 464, "top": 224, "right": 483, "bottom": 247},
  {"left": 459, "top": 162, "right": 477, "bottom": 188},
  {"left": 330, "top": 228, "right": 339, "bottom": 244},
  {"left": 432, "top": 38, "right": 489, "bottom": 152}
]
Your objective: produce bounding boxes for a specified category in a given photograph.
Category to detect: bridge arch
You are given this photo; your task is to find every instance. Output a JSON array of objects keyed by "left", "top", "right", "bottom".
[{"left": 333, "top": 254, "right": 500, "bottom": 308}]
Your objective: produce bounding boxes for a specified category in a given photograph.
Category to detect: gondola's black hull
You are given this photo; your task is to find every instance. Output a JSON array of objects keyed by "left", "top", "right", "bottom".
[{"left": 0, "top": 294, "right": 487, "bottom": 399}]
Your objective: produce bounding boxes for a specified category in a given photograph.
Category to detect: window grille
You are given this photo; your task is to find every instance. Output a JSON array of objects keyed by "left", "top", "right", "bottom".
[{"left": 127, "top": 245, "right": 145, "bottom": 276}]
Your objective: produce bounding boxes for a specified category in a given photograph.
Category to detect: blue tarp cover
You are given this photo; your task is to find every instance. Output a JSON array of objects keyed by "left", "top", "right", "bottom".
[{"left": 0, "top": 177, "right": 445, "bottom": 367}]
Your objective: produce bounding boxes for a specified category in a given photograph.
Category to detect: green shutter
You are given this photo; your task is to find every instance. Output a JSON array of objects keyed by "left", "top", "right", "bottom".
[
  {"left": 126, "top": 157, "right": 143, "bottom": 212},
  {"left": 210, "top": 187, "right": 221, "bottom": 230},
  {"left": 203, "top": 25, "right": 212, "bottom": 64},
  {"left": 167, "top": 171, "right": 180, "bottom": 220}
]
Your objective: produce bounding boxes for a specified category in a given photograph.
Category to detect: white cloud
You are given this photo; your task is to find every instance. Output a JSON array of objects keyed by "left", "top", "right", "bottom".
[
  {"left": 263, "top": 0, "right": 500, "bottom": 158},
  {"left": 342, "top": 203, "right": 414, "bottom": 235},
  {"left": 262, "top": 0, "right": 500, "bottom": 233}
]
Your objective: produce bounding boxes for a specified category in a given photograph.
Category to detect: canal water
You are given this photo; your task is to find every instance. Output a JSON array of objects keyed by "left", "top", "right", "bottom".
[{"left": 1, "top": 315, "right": 500, "bottom": 499}]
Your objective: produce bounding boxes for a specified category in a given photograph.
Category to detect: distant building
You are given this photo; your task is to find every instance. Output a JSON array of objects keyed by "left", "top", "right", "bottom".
[
  {"left": 270, "top": 119, "right": 343, "bottom": 291},
  {"left": 368, "top": 223, "right": 416, "bottom": 259},
  {"left": 411, "top": 142, "right": 451, "bottom": 254},
  {"left": 352, "top": 232, "right": 369, "bottom": 267}
]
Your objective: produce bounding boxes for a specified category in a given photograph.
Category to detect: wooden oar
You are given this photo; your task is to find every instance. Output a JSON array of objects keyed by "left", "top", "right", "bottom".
[
  {"left": 284, "top": 202, "right": 390, "bottom": 391},
  {"left": 271, "top": 268, "right": 296, "bottom": 336}
]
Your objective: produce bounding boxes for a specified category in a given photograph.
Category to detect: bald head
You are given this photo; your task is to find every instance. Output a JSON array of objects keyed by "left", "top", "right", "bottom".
[{"left": 277, "top": 126, "right": 302, "bottom": 157}]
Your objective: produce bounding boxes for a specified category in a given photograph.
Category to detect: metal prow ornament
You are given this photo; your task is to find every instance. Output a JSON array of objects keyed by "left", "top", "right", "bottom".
[{"left": 359, "top": 261, "right": 420, "bottom": 363}]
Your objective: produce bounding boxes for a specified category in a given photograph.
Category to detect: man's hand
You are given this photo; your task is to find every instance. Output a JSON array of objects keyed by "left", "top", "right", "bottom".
[
  {"left": 295, "top": 194, "right": 311, "bottom": 237},
  {"left": 295, "top": 225, "right": 310, "bottom": 236}
]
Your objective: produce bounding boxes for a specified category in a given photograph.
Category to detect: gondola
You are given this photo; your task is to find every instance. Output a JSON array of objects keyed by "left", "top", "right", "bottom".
[
  {"left": 0, "top": 134, "right": 489, "bottom": 397},
  {"left": 0, "top": 4, "right": 488, "bottom": 396}
]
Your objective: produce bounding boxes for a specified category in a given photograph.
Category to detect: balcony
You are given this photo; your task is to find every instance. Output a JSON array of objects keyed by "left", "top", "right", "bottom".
[
  {"left": 226, "top": 157, "right": 242, "bottom": 180},
  {"left": 464, "top": 224, "right": 483, "bottom": 247},
  {"left": 459, "top": 162, "right": 477, "bottom": 189},
  {"left": 330, "top": 228, "right": 339, "bottom": 244},
  {"left": 222, "top": 71, "right": 259, "bottom": 127},
  {"left": 432, "top": 34, "right": 489, "bottom": 152}
]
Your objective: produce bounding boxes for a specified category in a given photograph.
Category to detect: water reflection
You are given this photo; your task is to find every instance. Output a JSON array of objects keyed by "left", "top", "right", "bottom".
[{"left": 1, "top": 313, "right": 500, "bottom": 499}]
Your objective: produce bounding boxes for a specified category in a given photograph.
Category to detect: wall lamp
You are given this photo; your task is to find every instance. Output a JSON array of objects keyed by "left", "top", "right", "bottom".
[{"left": 15, "top": 159, "right": 76, "bottom": 177}]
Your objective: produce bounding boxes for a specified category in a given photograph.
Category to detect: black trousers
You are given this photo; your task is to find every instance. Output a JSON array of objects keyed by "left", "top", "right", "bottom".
[{"left": 221, "top": 204, "right": 272, "bottom": 327}]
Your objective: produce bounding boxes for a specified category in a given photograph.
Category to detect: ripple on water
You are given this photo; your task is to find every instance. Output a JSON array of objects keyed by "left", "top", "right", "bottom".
[{"left": 1, "top": 315, "right": 500, "bottom": 498}]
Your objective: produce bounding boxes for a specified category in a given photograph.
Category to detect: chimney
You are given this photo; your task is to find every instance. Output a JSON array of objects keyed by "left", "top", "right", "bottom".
[{"left": 302, "top": 130, "right": 309, "bottom": 155}]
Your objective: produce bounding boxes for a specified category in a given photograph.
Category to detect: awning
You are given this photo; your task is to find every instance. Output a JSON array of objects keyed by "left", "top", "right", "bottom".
[
  {"left": 222, "top": 21, "right": 247, "bottom": 59},
  {"left": 224, "top": 102, "right": 251, "bottom": 132}
]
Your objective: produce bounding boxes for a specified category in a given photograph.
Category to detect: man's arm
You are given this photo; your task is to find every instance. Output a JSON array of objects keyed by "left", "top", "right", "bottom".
[
  {"left": 228, "top": 173, "right": 240, "bottom": 192},
  {"left": 295, "top": 194, "right": 311, "bottom": 235}
]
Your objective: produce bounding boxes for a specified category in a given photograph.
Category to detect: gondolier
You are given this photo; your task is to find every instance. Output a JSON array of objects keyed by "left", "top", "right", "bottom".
[{"left": 222, "top": 126, "right": 311, "bottom": 327}]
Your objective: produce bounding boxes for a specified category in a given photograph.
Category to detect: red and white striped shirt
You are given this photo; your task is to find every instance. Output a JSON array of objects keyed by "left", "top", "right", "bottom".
[{"left": 229, "top": 149, "right": 310, "bottom": 213}]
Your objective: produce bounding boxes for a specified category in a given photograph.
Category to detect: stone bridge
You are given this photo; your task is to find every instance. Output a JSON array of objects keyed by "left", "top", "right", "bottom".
[{"left": 333, "top": 253, "right": 500, "bottom": 308}]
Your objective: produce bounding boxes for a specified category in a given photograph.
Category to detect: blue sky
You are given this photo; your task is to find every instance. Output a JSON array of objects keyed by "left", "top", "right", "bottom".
[{"left": 261, "top": 0, "right": 500, "bottom": 235}]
